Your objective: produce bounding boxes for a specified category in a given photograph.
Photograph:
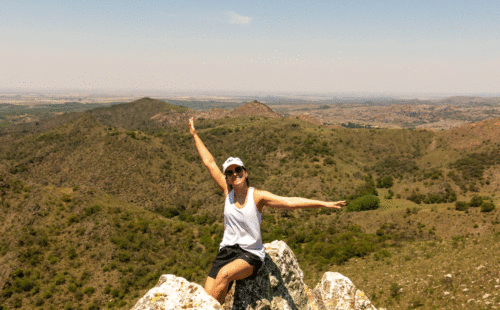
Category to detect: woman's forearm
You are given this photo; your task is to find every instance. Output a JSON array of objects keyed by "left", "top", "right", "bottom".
[
  {"left": 286, "top": 197, "right": 326, "bottom": 209},
  {"left": 192, "top": 132, "right": 217, "bottom": 169}
]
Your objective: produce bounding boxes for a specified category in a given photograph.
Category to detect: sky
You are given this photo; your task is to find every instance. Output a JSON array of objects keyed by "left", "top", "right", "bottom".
[{"left": 1, "top": 0, "right": 499, "bottom": 97}]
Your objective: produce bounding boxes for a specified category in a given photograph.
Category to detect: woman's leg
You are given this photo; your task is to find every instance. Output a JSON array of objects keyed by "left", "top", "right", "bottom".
[{"left": 205, "top": 259, "right": 253, "bottom": 304}]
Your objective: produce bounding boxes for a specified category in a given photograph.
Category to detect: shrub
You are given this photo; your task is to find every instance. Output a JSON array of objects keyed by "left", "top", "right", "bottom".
[
  {"left": 62, "top": 194, "right": 72, "bottom": 202},
  {"left": 88, "top": 303, "right": 99, "bottom": 310},
  {"left": 68, "top": 283, "right": 77, "bottom": 292},
  {"left": 455, "top": 201, "right": 468, "bottom": 211},
  {"left": 161, "top": 206, "right": 180, "bottom": 218},
  {"left": 390, "top": 282, "right": 402, "bottom": 298},
  {"left": 104, "top": 284, "right": 112, "bottom": 294},
  {"left": 324, "top": 156, "right": 335, "bottom": 165},
  {"left": 350, "top": 175, "right": 378, "bottom": 200},
  {"left": 117, "top": 250, "right": 131, "bottom": 262},
  {"left": 67, "top": 214, "right": 80, "bottom": 224},
  {"left": 68, "top": 247, "right": 77, "bottom": 260},
  {"left": 14, "top": 277, "right": 36, "bottom": 292},
  {"left": 346, "top": 195, "right": 380, "bottom": 212},
  {"left": 407, "top": 191, "right": 425, "bottom": 204},
  {"left": 83, "top": 286, "right": 95, "bottom": 296},
  {"left": 54, "top": 273, "right": 66, "bottom": 285},
  {"left": 111, "top": 288, "right": 123, "bottom": 298},
  {"left": 385, "top": 189, "right": 394, "bottom": 199},
  {"left": 12, "top": 296, "right": 22, "bottom": 308},
  {"left": 481, "top": 202, "right": 495, "bottom": 213},
  {"left": 376, "top": 176, "right": 394, "bottom": 188},
  {"left": 84, "top": 205, "right": 101, "bottom": 216},
  {"left": 469, "top": 195, "right": 483, "bottom": 208}
]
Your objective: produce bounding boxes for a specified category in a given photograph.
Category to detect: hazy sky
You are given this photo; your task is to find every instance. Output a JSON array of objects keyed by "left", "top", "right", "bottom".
[{"left": 2, "top": 0, "right": 499, "bottom": 96}]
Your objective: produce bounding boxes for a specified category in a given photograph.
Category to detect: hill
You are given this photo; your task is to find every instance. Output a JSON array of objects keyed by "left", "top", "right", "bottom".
[
  {"left": 231, "top": 101, "right": 281, "bottom": 118},
  {"left": 89, "top": 97, "right": 192, "bottom": 131},
  {"left": 447, "top": 117, "right": 500, "bottom": 149},
  {"left": 0, "top": 100, "right": 499, "bottom": 309}
]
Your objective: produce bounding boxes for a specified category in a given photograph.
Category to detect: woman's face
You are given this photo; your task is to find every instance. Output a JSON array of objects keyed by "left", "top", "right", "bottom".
[{"left": 225, "top": 164, "right": 248, "bottom": 188}]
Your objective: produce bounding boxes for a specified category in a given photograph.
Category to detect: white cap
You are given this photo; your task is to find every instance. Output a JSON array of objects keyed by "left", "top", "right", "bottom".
[{"left": 222, "top": 157, "right": 245, "bottom": 173}]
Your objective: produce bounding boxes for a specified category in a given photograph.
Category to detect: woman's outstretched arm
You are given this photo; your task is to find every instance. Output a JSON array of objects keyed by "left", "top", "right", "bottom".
[
  {"left": 189, "top": 117, "right": 228, "bottom": 194},
  {"left": 254, "top": 189, "right": 345, "bottom": 210}
]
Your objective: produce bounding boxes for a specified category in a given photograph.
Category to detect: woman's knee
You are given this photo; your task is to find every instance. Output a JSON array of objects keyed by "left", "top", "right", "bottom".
[{"left": 204, "top": 276, "right": 216, "bottom": 294}]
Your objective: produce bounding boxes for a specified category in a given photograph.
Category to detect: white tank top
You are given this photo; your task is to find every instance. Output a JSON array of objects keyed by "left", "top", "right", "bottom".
[{"left": 219, "top": 187, "right": 265, "bottom": 262}]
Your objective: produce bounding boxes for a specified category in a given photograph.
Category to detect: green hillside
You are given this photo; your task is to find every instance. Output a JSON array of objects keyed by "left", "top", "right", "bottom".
[
  {"left": 0, "top": 99, "right": 499, "bottom": 310},
  {"left": 88, "top": 97, "right": 192, "bottom": 131}
]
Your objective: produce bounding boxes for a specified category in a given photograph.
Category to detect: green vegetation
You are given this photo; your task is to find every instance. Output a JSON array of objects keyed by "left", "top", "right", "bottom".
[
  {"left": 0, "top": 98, "right": 498, "bottom": 309},
  {"left": 345, "top": 195, "right": 380, "bottom": 212}
]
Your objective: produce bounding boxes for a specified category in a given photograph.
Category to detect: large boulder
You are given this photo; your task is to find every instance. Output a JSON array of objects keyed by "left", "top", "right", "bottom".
[
  {"left": 131, "top": 240, "right": 378, "bottom": 310},
  {"left": 314, "top": 272, "right": 377, "bottom": 310},
  {"left": 131, "top": 275, "right": 221, "bottom": 310}
]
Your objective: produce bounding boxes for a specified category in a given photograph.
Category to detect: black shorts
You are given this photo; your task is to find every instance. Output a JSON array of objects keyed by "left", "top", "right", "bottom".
[{"left": 208, "top": 244, "right": 263, "bottom": 280}]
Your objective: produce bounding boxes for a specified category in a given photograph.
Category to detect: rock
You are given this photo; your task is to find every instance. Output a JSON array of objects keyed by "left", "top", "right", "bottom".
[
  {"left": 443, "top": 274, "right": 453, "bottom": 284},
  {"left": 131, "top": 274, "right": 221, "bottom": 310},
  {"left": 314, "top": 272, "right": 377, "bottom": 310},
  {"left": 132, "top": 240, "right": 377, "bottom": 310}
]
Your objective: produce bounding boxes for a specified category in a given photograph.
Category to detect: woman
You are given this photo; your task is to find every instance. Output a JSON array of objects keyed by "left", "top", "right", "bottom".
[{"left": 188, "top": 117, "right": 346, "bottom": 305}]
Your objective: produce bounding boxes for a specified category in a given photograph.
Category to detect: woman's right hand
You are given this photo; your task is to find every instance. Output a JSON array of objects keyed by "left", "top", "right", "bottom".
[{"left": 189, "top": 117, "right": 196, "bottom": 135}]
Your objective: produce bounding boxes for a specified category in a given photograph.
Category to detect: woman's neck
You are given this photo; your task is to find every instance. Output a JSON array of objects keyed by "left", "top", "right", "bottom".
[{"left": 233, "top": 185, "right": 249, "bottom": 201}]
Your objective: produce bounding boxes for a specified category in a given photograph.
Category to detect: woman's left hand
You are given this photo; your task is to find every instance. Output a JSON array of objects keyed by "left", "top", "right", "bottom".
[{"left": 325, "top": 201, "right": 346, "bottom": 209}]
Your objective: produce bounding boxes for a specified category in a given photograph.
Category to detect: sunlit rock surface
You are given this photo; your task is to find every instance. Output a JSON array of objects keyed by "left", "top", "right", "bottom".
[{"left": 131, "top": 274, "right": 221, "bottom": 310}]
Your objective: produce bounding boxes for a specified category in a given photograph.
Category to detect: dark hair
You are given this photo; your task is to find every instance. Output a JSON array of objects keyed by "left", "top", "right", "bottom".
[{"left": 227, "top": 167, "right": 249, "bottom": 192}]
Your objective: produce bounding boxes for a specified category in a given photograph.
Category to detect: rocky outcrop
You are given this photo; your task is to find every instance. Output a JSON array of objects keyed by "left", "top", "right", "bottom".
[
  {"left": 314, "top": 272, "right": 376, "bottom": 310},
  {"left": 222, "top": 240, "right": 310, "bottom": 310},
  {"left": 131, "top": 275, "right": 222, "bottom": 310},
  {"left": 131, "top": 240, "right": 377, "bottom": 310}
]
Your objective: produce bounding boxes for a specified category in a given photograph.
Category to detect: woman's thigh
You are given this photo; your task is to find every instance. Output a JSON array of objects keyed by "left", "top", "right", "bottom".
[{"left": 217, "top": 258, "right": 254, "bottom": 282}]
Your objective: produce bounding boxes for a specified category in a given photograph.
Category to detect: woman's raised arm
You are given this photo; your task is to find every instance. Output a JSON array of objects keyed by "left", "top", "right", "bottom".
[{"left": 189, "top": 118, "right": 228, "bottom": 194}]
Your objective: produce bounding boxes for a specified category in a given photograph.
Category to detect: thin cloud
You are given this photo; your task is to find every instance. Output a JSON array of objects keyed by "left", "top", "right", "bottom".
[{"left": 226, "top": 11, "right": 252, "bottom": 24}]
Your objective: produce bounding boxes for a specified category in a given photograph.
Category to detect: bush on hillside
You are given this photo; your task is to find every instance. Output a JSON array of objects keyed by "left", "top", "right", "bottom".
[
  {"left": 481, "top": 202, "right": 495, "bottom": 213},
  {"left": 455, "top": 201, "right": 468, "bottom": 211},
  {"left": 376, "top": 176, "right": 394, "bottom": 188},
  {"left": 423, "top": 168, "right": 443, "bottom": 180},
  {"left": 469, "top": 195, "right": 483, "bottom": 208},
  {"left": 350, "top": 175, "right": 378, "bottom": 200},
  {"left": 407, "top": 191, "right": 426, "bottom": 204},
  {"left": 84, "top": 204, "right": 101, "bottom": 216},
  {"left": 450, "top": 148, "right": 500, "bottom": 182},
  {"left": 323, "top": 156, "right": 335, "bottom": 166},
  {"left": 346, "top": 194, "right": 380, "bottom": 212},
  {"left": 371, "top": 156, "right": 419, "bottom": 178},
  {"left": 423, "top": 188, "right": 457, "bottom": 204},
  {"left": 408, "top": 186, "right": 456, "bottom": 205}
]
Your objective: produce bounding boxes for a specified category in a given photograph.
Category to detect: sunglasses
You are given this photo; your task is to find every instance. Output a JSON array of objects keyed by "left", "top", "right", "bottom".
[{"left": 225, "top": 166, "right": 245, "bottom": 177}]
